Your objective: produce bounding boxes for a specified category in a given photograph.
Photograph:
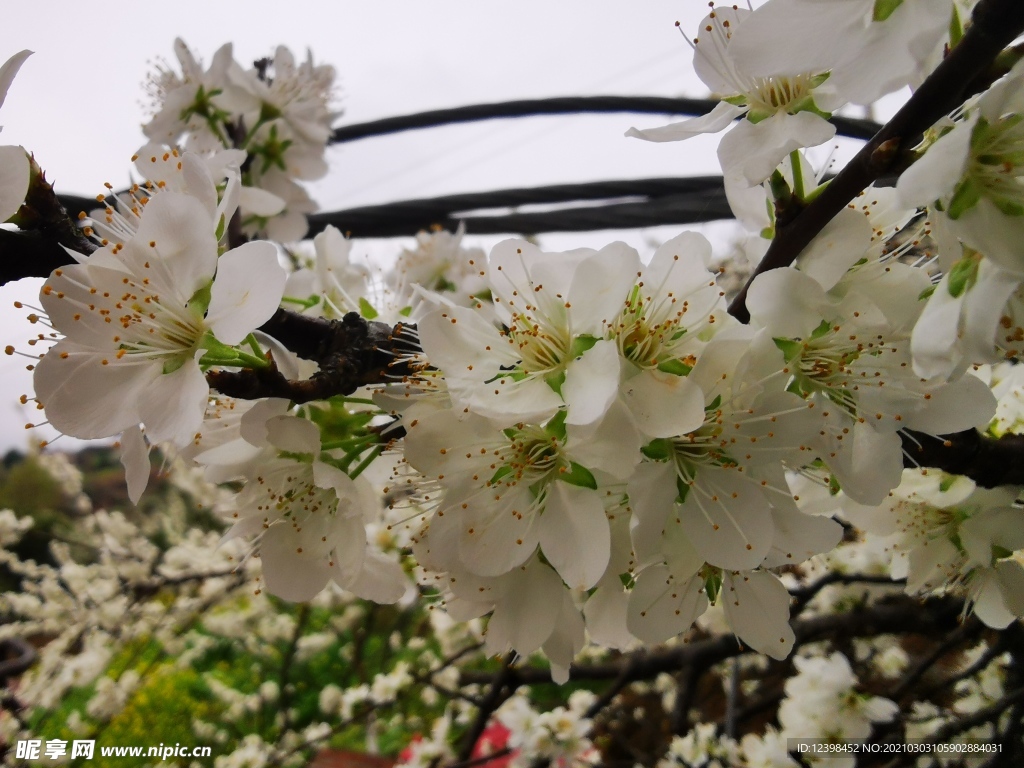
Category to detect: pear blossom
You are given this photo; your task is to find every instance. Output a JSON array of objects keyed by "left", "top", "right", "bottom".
[
  {"left": 729, "top": 0, "right": 957, "bottom": 107},
  {"left": 747, "top": 262, "right": 996, "bottom": 504},
  {"left": 627, "top": 6, "right": 836, "bottom": 198},
  {"left": 844, "top": 468, "right": 1024, "bottom": 628},
  {"left": 223, "top": 413, "right": 407, "bottom": 603},
  {"left": 32, "top": 152, "right": 286, "bottom": 459},
  {"left": 283, "top": 224, "right": 370, "bottom": 318},
  {"left": 898, "top": 59, "right": 1024, "bottom": 274},
  {"left": 418, "top": 238, "right": 640, "bottom": 425}
]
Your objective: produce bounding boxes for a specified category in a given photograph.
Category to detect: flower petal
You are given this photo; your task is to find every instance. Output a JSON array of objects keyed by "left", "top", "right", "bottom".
[{"left": 206, "top": 241, "right": 287, "bottom": 345}]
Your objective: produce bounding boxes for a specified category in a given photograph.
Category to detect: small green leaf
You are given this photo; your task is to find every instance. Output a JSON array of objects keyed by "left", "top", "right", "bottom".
[
  {"left": 560, "top": 461, "right": 597, "bottom": 490},
  {"left": 358, "top": 297, "right": 379, "bottom": 320},
  {"left": 918, "top": 284, "right": 936, "bottom": 301},
  {"left": 399, "top": 306, "right": 413, "bottom": 317}
]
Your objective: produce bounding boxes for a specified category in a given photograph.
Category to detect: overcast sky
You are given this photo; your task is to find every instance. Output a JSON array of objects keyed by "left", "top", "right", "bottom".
[{"left": 0, "top": 2, "right": 889, "bottom": 452}]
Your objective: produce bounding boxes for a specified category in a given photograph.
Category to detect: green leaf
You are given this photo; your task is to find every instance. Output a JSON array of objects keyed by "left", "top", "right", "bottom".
[
  {"left": 358, "top": 297, "right": 379, "bottom": 320},
  {"left": 399, "top": 306, "right": 413, "bottom": 317},
  {"left": 657, "top": 358, "right": 692, "bottom": 376},
  {"left": 918, "top": 285, "right": 937, "bottom": 301},
  {"left": 560, "top": 462, "right": 597, "bottom": 490},
  {"left": 872, "top": 0, "right": 903, "bottom": 21}
]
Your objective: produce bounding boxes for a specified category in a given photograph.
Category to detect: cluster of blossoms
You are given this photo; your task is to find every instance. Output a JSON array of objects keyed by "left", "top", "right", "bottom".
[
  {"left": 2, "top": 2, "right": 1024, "bottom": 762},
  {"left": 143, "top": 38, "right": 336, "bottom": 241}
]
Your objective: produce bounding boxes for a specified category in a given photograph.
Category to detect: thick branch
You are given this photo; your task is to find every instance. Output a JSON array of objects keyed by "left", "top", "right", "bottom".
[
  {"left": 728, "top": 0, "right": 1024, "bottom": 322},
  {"left": 459, "top": 594, "right": 963, "bottom": 686},
  {"left": 207, "top": 310, "right": 417, "bottom": 403},
  {"left": 902, "top": 428, "right": 1024, "bottom": 487}
]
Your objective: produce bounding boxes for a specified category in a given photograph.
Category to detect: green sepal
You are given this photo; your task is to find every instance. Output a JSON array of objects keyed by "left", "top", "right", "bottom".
[
  {"left": 546, "top": 370, "right": 566, "bottom": 396},
  {"left": 358, "top": 297, "right": 379, "bottom": 320},
  {"left": 704, "top": 571, "right": 722, "bottom": 604},
  {"left": 545, "top": 410, "right": 568, "bottom": 441},
  {"left": 641, "top": 438, "right": 672, "bottom": 461},
  {"left": 489, "top": 465, "right": 513, "bottom": 486},
  {"left": 773, "top": 337, "right": 803, "bottom": 362},
  {"left": 676, "top": 475, "right": 691, "bottom": 504},
  {"left": 706, "top": 394, "right": 722, "bottom": 412},
  {"left": 188, "top": 282, "right": 213, "bottom": 318},
  {"left": 619, "top": 572, "right": 636, "bottom": 590},
  {"left": 560, "top": 462, "right": 597, "bottom": 490},
  {"left": 399, "top": 306, "right": 413, "bottom": 317},
  {"left": 215, "top": 214, "right": 227, "bottom": 242},
  {"left": 872, "top": 0, "right": 903, "bottom": 22},
  {"left": 992, "top": 545, "right": 1014, "bottom": 560},
  {"left": 810, "top": 319, "right": 833, "bottom": 339},
  {"left": 162, "top": 355, "right": 188, "bottom": 375},
  {"left": 918, "top": 285, "right": 937, "bottom": 301},
  {"left": 947, "top": 255, "right": 980, "bottom": 298},
  {"left": 657, "top": 358, "right": 693, "bottom": 376},
  {"left": 947, "top": 178, "right": 982, "bottom": 220},
  {"left": 570, "top": 334, "right": 600, "bottom": 359}
]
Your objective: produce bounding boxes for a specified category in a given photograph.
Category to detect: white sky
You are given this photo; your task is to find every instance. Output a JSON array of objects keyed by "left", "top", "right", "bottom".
[{"left": 0, "top": 2, "right": 889, "bottom": 452}]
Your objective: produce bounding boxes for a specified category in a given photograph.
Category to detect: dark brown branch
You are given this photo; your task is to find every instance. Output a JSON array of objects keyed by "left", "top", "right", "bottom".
[
  {"left": 902, "top": 428, "right": 1024, "bottom": 487},
  {"left": 459, "top": 595, "right": 964, "bottom": 686},
  {"left": 728, "top": 0, "right": 1024, "bottom": 322},
  {"left": 207, "top": 310, "right": 417, "bottom": 403},
  {"left": 456, "top": 652, "right": 517, "bottom": 763}
]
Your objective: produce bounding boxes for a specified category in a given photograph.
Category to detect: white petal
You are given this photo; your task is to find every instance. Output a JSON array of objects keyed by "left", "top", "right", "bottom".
[
  {"left": 266, "top": 414, "right": 322, "bottom": 454},
  {"left": 539, "top": 482, "right": 610, "bottom": 590},
  {"left": 622, "top": 369, "right": 706, "bottom": 439},
  {"left": 566, "top": 243, "right": 640, "bottom": 335},
  {"left": 485, "top": 559, "right": 562, "bottom": 657},
  {"left": 796, "top": 206, "right": 874, "bottom": 292},
  {"left": 747, "top": 267, "right": 829, "bottom": 338},
  {"left": 563, "top": 340, "right": 620, "bottom": 426},
  {"left": 459, "top": 486, "right": 541, "bottom": 577},
  {"left": 903, "top": 374, "right": 996, "bottom": 435},
  {"left": 0, "top": 145, "right": 29, "bottom": 222},
  {"left": 719, "top": 113, "right": 835, "bottom": 187},
  {"left": 681, "top": 470, "right": 774, "bottom": 570},
  {"left": 896, "top": 117, "right": 975, "bottom": 208},
  {"left": 762, "top": 506, "right": 843, "bottom": 568},
  {"left": 206, "top": 241, "right": 287, "bottom": 345},
  {"left": 139, "top": 353, "right": 209, "bottom": 446},
  {"left": 626, "top": 101, "right": 746, "bottom": 142},
  {"left": 261, "top": 528, "right": 333, "bottom": 602},
  {"left": 627, "top": 461, "right": 678, "bottom": 568},
  {"left": 627, "top": 565, "right": 707, "bottom": 643},
  {"left": 0, "top": 50, "right": 32, "bottom": 111},
  {"left": 542, "top": 590, "right": 585, "bottom": 683},
  {"left": 120, "top": 425, "right": 151, "bottom": 504},
  {"left": 722, "top": 570, "right": 795, "bottom": 660},
  {"left": 240, "top": 185, "right": 287, "bottom": 217},
  {"left": 349, "top": 551, "right": 409, "bottom": 604},
  {"left": 583, "top": 582, "right": 635, "bottom": 649}
]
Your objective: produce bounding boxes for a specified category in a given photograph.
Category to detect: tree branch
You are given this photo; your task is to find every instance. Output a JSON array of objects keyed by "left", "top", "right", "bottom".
[
  {"left": 902, "top": 428, "right": 1024, "bottom": 487},
  {"left": 728, "top": 0, "right": 1024, "bottom": 322}
]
